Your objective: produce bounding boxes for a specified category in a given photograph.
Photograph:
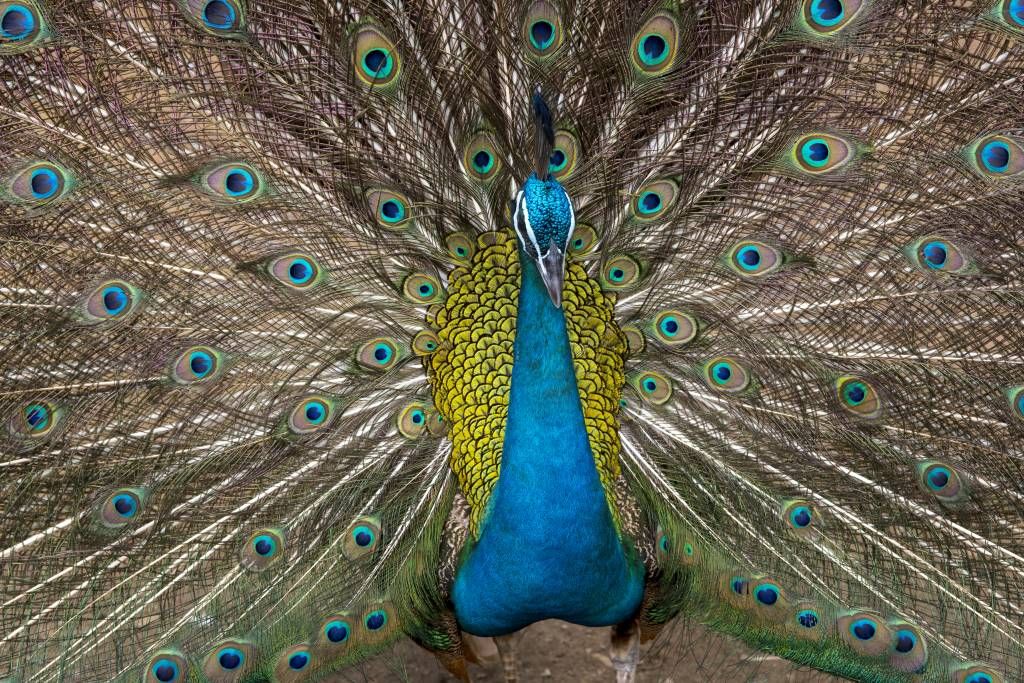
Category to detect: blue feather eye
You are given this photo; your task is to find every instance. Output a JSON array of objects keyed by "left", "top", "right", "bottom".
[
  {"left": 464, "top": 131, "right": 502, "bottom": 181},
  {"left": 403, "top": 273, "right": 444, "bottom": 305},
  {"left": 651, "top": 310, "right": 698, "bottom": 346},
  {"left": 80, "top": 280, "right": 142, "bottom": 324},
  {"left": 218, "top": 648, "right": 243, "bottom": 669},
  {"left": 970, "top": 135, "right": 1024, "bottom": 177},
  {"left": 727, "top": 240, "right": 783, "bottom": 277},
  {"left": 835, "top": 375, "right": 881, "bottom": 418},
  {"left": 358, "top": 337, "right": 403, "bottom": 370},
  {"left": 796, "top": 609, "right": 819, "bottom": 629},
  {"left": 178, "top": 0, "right": 245, "bottom": 35},
  {"left": 6, "top": 161, "right": 73, "bottom": 204},
  {"left": 793, "top": 134, "right": 852, "bottom": 173},
  {"left": 631, "top": 179, "right": 678, "bottom": 221},
  {"left": 802, "top": 0, "right": 863, "bottom": 33},
  {"left": 782, "top": 500, "right": 817, "bottom": 536},
  {"left": 888, "top": 621, "right": 928, "bottom": 673},
  {"left": 630, "top": 11, "right": 680, "bottom": 76},
  {"left": 908, "top": 236, "right": 971, "bottom": 274},
  {"left": 398, "top": 402, "right": 430, "bottom": 438},
  {"left": 631, "top": 371, "right": 672, "bottom": 405},
  {"left": 547, "top": 130, "right": 580, "bottom": 180},
  {"left": 322, "top": 618, "right": 351, "bottom": 644},
  {"left": 145, "top": 651, "right": 187, "bottom": 683},
  {"left": 703, "top": 357, "right": 751, "bottom": 393},
  {"left": 353, "top": 24, "right": 401, "bottom": 88},
  {"left": 0, "top": 2, "right": 48, "bottom": 51},
  {"left": 240, "top": 529, "right": 285, "bottom": 571},
  {"left": 171, "top": 346, "right": 225, "bottom": 384},
  {"left": 343, "top": 516, "right": 382, "bottom": 559},
  {"left": 364, "top": 609, "right": 388, "bottom": 631},
  {"left": 275, "top": 645, "right": 313, "bottom": 674},
  {"left": 753, "top": 581, "right": 781, "bottom": 607},
  {"left": 267, "top": 252, "right": 323, "bottom": 290},
  {"left": 1008, "top": 386, "right": 1024, "bottom": 420},
  {"left": 953, "top": 666, "right": 1004, "bottom": 683},
  {"left": 445, "top": 233, "right": 476, "bottom": 262},
  {"left": 198, "top": 162, "right": 264, "bottom": 202},
  {"left": 838, "top": 612, "right": 890, "bottom": 656},
  {"left": 288, "top": 396, "right": 335, "bottom": 435},
  {"left": 601, "top": 254, "right": 642, "bottom": 290},
  {"left": 10, "top": 400, "right": 61, "bottom": 439},
  {"left": 366, "top": 189, "right": 413, "bottom": 229},
  {"left": 201, "top": 640, "right": 255, "bottom": 678},
  {"left": 567, "top": 224, "right": 597, "bottom": 256},
  {"left": 522, "top": 1, "right": 562, "bottom": 59},
  {"left": 918, "top": 461, "right": 967, "bottom": 504},
  {"left": 99, "top": 489, "right": 146, "bottom": 529},
  {"left": 1001, "top": 0, "right": 1024, "bottom": 28}
]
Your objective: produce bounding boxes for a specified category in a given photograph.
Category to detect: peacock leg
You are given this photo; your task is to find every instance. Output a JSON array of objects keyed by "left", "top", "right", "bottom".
[
  {"left": 609, "top": 620, "right": 640, "bottom": 683},
  {"left": 493, "top": 632, "right": 520, "bottom": 683}
]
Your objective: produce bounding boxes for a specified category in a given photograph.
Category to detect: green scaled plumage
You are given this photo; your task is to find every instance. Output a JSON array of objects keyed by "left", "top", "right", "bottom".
[{"left": 1, "top": 0, "right": 1023, "bottom": 682}]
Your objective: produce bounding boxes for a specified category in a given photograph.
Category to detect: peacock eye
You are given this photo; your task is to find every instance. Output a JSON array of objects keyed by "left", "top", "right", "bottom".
[
  {"left": 1001, "top": 0, "right": 1024, "bottom": 29},
  {"left": 6, "top": 161, "right": 74, "bottom": 205},
  {"left": 631, "top": 179, "right": 678, "bottom": 221},
  {"left": 353, "top": 24, "right": 401, "bottom": 87},
  {"left": 522, "top": 1, "right": 563, "bottom": 59},
  {"left": 199, "top": 162, "right": 264, "bottom": 202},
  {"left": 171, "top": 346, "right": 225, "bottom": 384},
  {"left": 81, "top": 280, "right": 143, "bottom": 324},
  {"left": 288, "top": 397, "right": 335, "bottom": 434},
  {"left": 908, "top": 236, "right": 971, "bottom": 274},
  {"left": 1008, "top": 386, "right": 1024, "bottom": 420},
  {"left": 402, "top": 273, "right": 444, "bottom": 305},
  {"left": 970, "top": 135, "right": 1024, "bottom": 177},
  {"left": 782, "top": 500, "right": 817, "bottom": 534},
  {"left": 464, "top": 132, "right": 502, "bottom": 182},
  {"left": 322, "top": 618, "right": 351, "bottom": 645},
  {"left": 357, "top": 337, "right": 403, "bottom": 370},
  {"left": 366, "top": 189, "right": 413, "bottom": 229},
  {"left": 146, "top": 651, "right": 188, "bottom": 683},
  {"left": 632, "top": 371, "right": 672, "bottom": 405},
  {"left": 802, "top": 0, "right": 864, "bottom": 33},
  {"left": 239, "top": 530, "right": 285, "bottom": 572},
  {"left": 99, "top": 489, "right": 145, "bottom": 528},
  {"left": 835, "top": 375, "right": 881, "bottom": 418},
  {"left": 838, "top": 612, "right": 890, "bottom": 657},
  {"left": 793, "top": 134, "right": 853, "bottom": 173},
  {"left": 0, "top": 2, "right": 49, "bottom": 51},
  {"left": 567, "top": 224, "right": 597, "bottom": 256},
  {"left": 917, "top": 461, "right": 966, "bottom": 503},
  {"left": 9, "top": 400, "right": 62, "bottom": 440},
  {"left": 548, "top": 130, "right": 580, "bottom": 180},
  {"left": 267, "top": 253, "right": 323, "bottom": 289},
  {"left": 600, "top": 254, "right": 642, "bottom": 290},
  {"left": 726, "top": 240, "right": 783, "bottom": 277},
  {"left": 703, "top": 357, "right": 751, "bottom": 393},
  {"left": 651, "top": 310, "right": 698, "bottom": 346},
  {"left": 630, "top": 11, "right": 680, "bottom": 76}
]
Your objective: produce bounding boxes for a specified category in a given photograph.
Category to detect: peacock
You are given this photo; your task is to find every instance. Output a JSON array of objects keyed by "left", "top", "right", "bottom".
[{"left": 1, "top": 0, "right": 1023, "bottom": 681}]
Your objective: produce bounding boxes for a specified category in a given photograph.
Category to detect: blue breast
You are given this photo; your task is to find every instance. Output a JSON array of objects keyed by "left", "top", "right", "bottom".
[{"left": 451, "top": 253, "right": 644, "bottom": 637}]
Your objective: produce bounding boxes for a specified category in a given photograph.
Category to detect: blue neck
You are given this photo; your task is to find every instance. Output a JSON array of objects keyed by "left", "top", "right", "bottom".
[{"left": 451, "top": 250, "right": 644, "bottom": 636}]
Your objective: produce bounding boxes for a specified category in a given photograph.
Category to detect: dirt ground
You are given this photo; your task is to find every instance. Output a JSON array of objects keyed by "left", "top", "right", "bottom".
[{"left": 327, "top": 620, "right": 844, "bottom": 682}]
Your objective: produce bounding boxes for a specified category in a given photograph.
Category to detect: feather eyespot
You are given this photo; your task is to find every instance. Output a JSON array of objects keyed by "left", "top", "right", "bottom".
[
  {"left": 567, "top": 224, "right": 597, "bottom": 256},
  {"left": 888, "top": 621, "right": 928, "bottom": 673},
  {"left": 145, "top": 651, "right": 187, "bottom": 683},
  {"left": 1008, "top": 386, "right": 1024, "bottom": 420},
  {"left": 915, "top": 237, "right": 968, "bottom": 273},
  {"left": 838, "top": 611, "right": 890, "bottom": 657},
  {"left": 320, "top": 617, "right": 352, "bottom": 645},
  {"left": 9, "top": 400, "right": 62, "bottom": 439},
  {"left": 0, "top": 2, "right": 48, "bottom": 51},
  {"left": 99, "top": 488, "right": 147, "bottom": 529},
  {"left": 782, "top": 499, "right": 817, "bottom": 535},
  {"left": 1000, "top": 0, "right": 1024, "bottom": 29},
  {"left": 6, "top": 161, "right": 73, "bottom": 204},
  {"left": 79, "top": 280, "right": 142, "bottom": 325},
  {"left": 445, "top": 233, "right": 476, "bottom": 262},
  {"left": 273, "top": 644, "right": 314, "bottom": 677},
  {"left": 600, "top": 254, "right": 642, "bottom": 290},
  {"left": 727, "top": 240, "right": 784, "bottom": 277},
  {"left": 953, "top": 665, "right": 1004, "bottom": 683},
  {"left": 548, "top": 130, "right": 580, "bottom": 180},
  {"left": 651, "top": 310, "right": 698, "bottom": 346},
  {"left": 464, "top": 132, "right": 502, "bottom": 182},
  {"left": 522, "top": 1, "right": 563, "bottom": 59},
  {"left": 240, "top": 529, "right": 285, "bottom": 571},
  {"left": 342, "top": 516, "right": 381, "bottom": 559},
  {"left": 364, "top": 609, "right": 388, "bottom": 631},
  {"left": 803, "top": 0, "right": 863, "bottom": 33},
  {"left": 366, "top": 189, "right": 413, "bottom": 229},
  {"left": 630, "top": 11, "right": 680, "bottom": 76},
  {"left": 198, "top": 162, "right": 264, "bottom": 202},
  {"left": 402, "top": 273, "right": 444, "bottom": 305},
  {"left": 631, "top": 179, "right": 678, "bottom": 221},
  {"left": 353, "top": 25, "right": 401, "bottom": 88},
  {"left": 398, "top": 402, "right": 429, "bottom": 438},
  {"left": 917, "top": 461, "right": 967, "bottom": 504},
  {"left": 835, "top": 376, "right": 881, "bottom": 418},
  {"left": 202, "top": 640, "right": 256, "bottom": 678},
  {"left": 267, "top": 253, "right": 323, "bottom": 289},
  {"left": 703, "top": 357, "right": 751, "bottom": 393},
  {"left": 752, "top": 581, "right": 785, "bottom": 610},
  {"left": 796, "top": 609, "right": 819, "bottom": 629},
  {"left": 171, "top": 346, "right": 225, "bottom": 384},
  {"left": 631, "top": 371, "right": 672, "bottom": 405},
  {"left": 970, "top": 135, "right": 1024, "bottom": 177},
  {"left": 793, "top": 134, "right": 853, "bottom": 173},
  {"left": 288, "top": 396, "right": 335, "bottom": 435},
  {"left": 357, "top": 337, "right": 402, "bottom": 371}
]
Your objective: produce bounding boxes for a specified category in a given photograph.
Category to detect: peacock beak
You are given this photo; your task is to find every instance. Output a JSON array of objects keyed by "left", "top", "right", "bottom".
[{"left": 536, "top": 239, "right": 566, "bottom": 308}]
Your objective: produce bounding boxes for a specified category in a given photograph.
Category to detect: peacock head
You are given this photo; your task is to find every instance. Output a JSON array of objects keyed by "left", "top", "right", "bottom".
[{"left": 513, "top": 172, "right": 575, "bottom": 307}]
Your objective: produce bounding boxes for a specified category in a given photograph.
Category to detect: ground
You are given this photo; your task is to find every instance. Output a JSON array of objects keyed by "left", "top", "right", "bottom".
[{"left": 329, "top": 620, "right": 845, "bottom": 682}]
